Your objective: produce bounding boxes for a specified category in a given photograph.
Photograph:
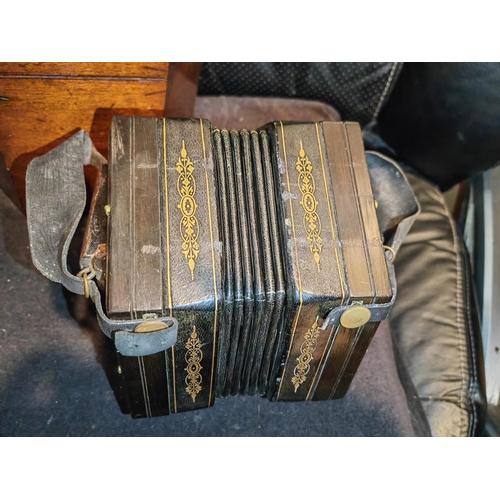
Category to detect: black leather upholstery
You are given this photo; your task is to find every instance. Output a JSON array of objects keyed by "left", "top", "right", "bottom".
[
  {"left": 389, "top": 172, "right": 486, "bottom": 436},
  {"left": 462, "top": 244, "right": 487, "bottom": 436},
  {"left": 199, "top": 63, "right": 402, "bottom": 126},
  {"left": 378, "top": 63, "right": 500, "bottom": 190}
]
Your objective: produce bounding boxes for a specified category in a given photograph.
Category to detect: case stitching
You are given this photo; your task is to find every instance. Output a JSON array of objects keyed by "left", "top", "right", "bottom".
[
  {"left": 463, "top": 246, "right": 477, "bottom": 436},
  {"left": 432, "top": 185, "right": 469, "bottom": 436},
  {"left": 372, "top": 62, "right": 400, "bottom": 122}
]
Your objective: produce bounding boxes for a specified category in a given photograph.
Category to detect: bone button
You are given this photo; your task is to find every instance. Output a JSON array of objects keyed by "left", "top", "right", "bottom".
[{"left": 340, "top": 305, "right": 371, "bottom": 328}]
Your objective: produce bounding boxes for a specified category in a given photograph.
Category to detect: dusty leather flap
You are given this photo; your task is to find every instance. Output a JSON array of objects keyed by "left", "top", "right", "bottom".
[{"left": 366, "top": 151, "right": 420, "bottom": 256}]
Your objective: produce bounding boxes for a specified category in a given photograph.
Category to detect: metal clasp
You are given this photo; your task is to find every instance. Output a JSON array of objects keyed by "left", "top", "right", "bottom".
[{"left": 77, "top": 266, "right": 96, "bottom": 298}]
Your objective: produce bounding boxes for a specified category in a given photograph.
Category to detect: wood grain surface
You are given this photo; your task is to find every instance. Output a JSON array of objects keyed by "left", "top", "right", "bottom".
[
  {"left": 0, "top": 63, "right": 174, "bottom": 208},
  {"left": 107, "top": 117, "right": 163, "bottom": 318},
  {"left": 0, "top": 62, "right": 169, "bottom": 79}
]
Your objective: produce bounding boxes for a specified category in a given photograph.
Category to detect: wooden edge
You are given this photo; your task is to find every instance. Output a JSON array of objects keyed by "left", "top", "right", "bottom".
[{"left": 165, "top": 63, "right": 203, "bottom": 119}]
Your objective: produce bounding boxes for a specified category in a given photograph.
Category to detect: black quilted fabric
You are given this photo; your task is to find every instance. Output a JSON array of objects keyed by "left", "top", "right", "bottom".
[{"left": 198, "top": 63, "right": 402, "bottom": 126}]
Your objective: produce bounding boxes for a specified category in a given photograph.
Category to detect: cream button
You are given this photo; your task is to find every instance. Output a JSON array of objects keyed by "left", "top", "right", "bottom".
[
  {"left": 134, "top": 320, "right": 168, "bottom": 333},
  {"left": 340, "top": 305, "right": 371, "bottom": 328}
]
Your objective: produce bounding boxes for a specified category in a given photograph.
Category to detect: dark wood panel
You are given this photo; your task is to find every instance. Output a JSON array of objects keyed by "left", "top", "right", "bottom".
[
  {"left": 107, "top": 117, "right": 163, "bottom": 317},
  {"left": 107, "top": 117, "right": 132, "bottom": 317},
  {"left": 118, "top": 352, "right": 170, "bottom": 418},
  {"left": 345, "top": 122, "right": 391, "bottom": 303},
  {"left": 165, "top": 62, "right": 202, "bottom": 118},
  {"left": 323, "top": 121, "right": 373, "bottom": 302},
  {"left": 312, "top": 325, "right": 358, "bottom": 400},
  {"left": 332, "top": 322, "right": 380, "bottom": 399}
]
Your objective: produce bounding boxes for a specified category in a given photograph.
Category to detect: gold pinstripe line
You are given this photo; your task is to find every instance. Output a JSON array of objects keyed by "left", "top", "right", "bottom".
[
  {"left": 342, "top": 124, "right": 375, "bottom": 300},
  {"left": 139, "top": 356, "right": 152, "bottom": 417},
  {"left": 200, "top": 118, "right": 207, "bottom": 161},
  {"left": 201, "top": 119, "right": 218, "bottom": 406},
  {"left": 316, "top": 123, "right": 345, "bottom": 304},
  {"left": 305, "top": 124, "right": 345, "bottom": 400},
  {"left": 171, "top": 346, "right": 177, "bottom": 413},
  {"left": 277, "top": 122, "right": 303, "bottom": 398},
  {"left": 163, "top": 119, "right": 173, "bottom": 312},
  {"left": 162, "top": 118, "right": 177, "bottom": 414},
  {"left": 130, "top": 117, "right": 135, "bottom": 319},
  {"left": 306, "top": 324, "right": 335, "bottom": 400},
  {"left": 328, "top": 325, "right": 363, "bottom": 399}
]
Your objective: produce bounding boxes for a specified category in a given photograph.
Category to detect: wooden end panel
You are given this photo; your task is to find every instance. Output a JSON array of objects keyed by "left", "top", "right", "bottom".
[
  {"left": 107, "top": 117, "right": 163, "bottom": 319},
  {"left": 345, "top": 122, "right": 391, "bottom": 303},
  {"left": 130, "top": 117, "right": 163, "bottom": 316},
  {"left": 107, "top": 117, "right": 132, "bottom": 318},
  {"left": 322, "top": 121, "right": 373, "bottom": 302},
  {"left": 312, "top": 122, "right": 389, "bottom": 401}
]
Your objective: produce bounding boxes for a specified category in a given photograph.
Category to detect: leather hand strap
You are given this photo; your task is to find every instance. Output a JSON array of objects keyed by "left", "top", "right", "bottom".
[
  {"left": 26, "top": 130, "right": 178, "bottom": 356},
  {"left": 366, "top": 151, "right": 420, "bottom": 257}
]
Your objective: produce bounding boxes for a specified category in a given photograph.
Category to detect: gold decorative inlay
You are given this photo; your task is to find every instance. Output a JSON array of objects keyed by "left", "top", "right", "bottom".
[
  {"left": 296, "top": 141, "right": 322, "bottom": 271},
  {"left": 291, "top": 319, "right": 320, "bottom": 392},
  {"left": 185, "top": 326, "right": 203, "bottom": 402},
  {"left": 176, "top": 140, "right": 200, "bottom": 280}
]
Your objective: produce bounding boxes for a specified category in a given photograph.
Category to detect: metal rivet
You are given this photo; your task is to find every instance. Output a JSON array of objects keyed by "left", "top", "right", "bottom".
[
  {"left": 104, "top": 205, "right": 111, "bottom": 216},
  {"left": 340, "top": 305, "right": 371, "bottom": 328}
]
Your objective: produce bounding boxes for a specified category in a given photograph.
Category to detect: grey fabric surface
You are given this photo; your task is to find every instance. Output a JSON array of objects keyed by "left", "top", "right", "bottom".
[{"left": 0, "top": 188, "right": 422, "bottom": 436}]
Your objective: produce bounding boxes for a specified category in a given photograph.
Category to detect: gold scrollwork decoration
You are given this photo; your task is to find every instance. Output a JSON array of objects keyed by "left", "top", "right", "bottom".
[
  {"left": 176, "top": 140, "right": 200, "bottom": 280},
  {"left": 296, "top": 141, "right": 322, "bottom": 271},
  {"left": 291, "top": 319, "right": 320, "bottom": 392},
  {"left": 185, "top": 326, "right": 203, "bottom": 403}
]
